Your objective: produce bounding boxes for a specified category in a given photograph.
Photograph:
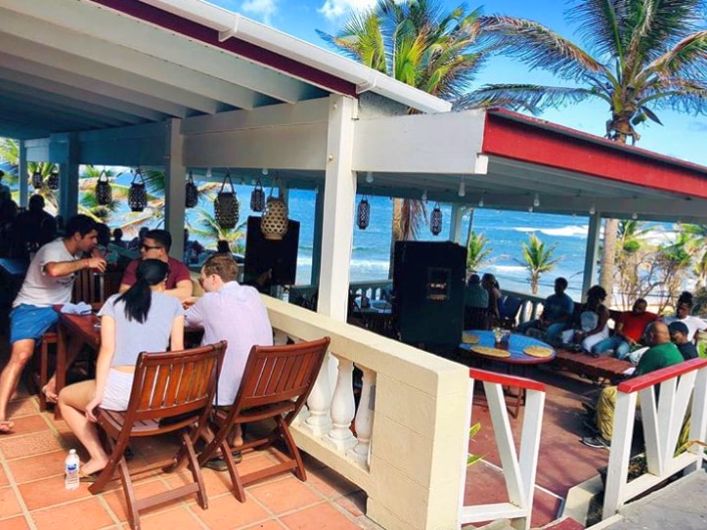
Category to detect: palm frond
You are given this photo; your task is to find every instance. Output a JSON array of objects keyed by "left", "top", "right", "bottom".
[
  {"left": 566, "top": 0, "right": 630, "bottom": 61},
  {"left": 479, "top": 15, "right": 607, "bottom": 80},
  {"left": 645, "top": 30, "right": 707, "bottom": 79},
  {"left": 639, "top": 77, "right": 707, "bottom": 114},
  {"left": 456, "top": 84, "right": 603, "bottom": 112}
]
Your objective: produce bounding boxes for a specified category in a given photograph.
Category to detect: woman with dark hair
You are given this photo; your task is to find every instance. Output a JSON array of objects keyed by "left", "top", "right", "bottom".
[
  {"left": 58, "top": 259, "right": 184, "bottom": 478},
  {"left": 481, "top": 273, "right": 502, "bottom": 328},
  {"left": 562, "top": 285, "right": 611, "bottom": 352}
]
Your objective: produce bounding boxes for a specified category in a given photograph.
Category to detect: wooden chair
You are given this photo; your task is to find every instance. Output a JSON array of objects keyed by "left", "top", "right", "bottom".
[
  {"left": 89, "top": 341, "right": 227, "bottom": 530},
  {"left": 198, "top": 337, "right": 330, "bottom": 502}
]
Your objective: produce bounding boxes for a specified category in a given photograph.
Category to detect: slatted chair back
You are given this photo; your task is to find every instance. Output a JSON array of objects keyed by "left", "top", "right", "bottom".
[
  {"left": 231, "top": 337, "right": 330, "bottom": 416},
  {"left": 72, "top": 267, "right": 98, "bottom": 303},
  {"left": 126, "top": 341, "right": 227, "bottom": 423}
]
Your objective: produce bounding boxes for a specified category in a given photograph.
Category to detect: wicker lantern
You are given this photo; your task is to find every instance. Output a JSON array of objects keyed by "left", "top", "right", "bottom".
[
  {"left": 31, "top": 170, "right": 43, "bottom": 190},
  {"left": 357, "top": 196, "right": 370, "bottom": 230},
  {"left": 185, "top": 170, "right": 198, "bottom": 208},
  {"left": 47, "top": 169, "right": 59, "bottom": 190},
  {"left": 95, "top": 171, "right": 112, "bottom": 206},
  {"left": 128, "top": 168, "right": 147, "bottom": 212},
  {"left": 261, "top": 187, "right": 288, "bottom": 240},
  {"left": 214, "top": 172, "right": 239, "bottom": 229},
  {"left": 250, "top": 178, "right": 265, "bottom": 212},
  {"left": 430, "top": 202, "right": 443, "bottom": 235}
]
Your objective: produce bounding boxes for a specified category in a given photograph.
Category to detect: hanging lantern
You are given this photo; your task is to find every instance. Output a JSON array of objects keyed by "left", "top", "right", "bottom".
[
  {"left": 128, "top": 168, "right": 147, "bottom": 212},
  {"left": 214, "top": 171, "right": 239, "bottom": 229},
  {"left": 261, "top": 186, "right": 288, "bottom": 240},
  {"left": 31, "top": 170, "right": 43, "bottom": 190},
  {"left": 357, "top": 196, "right": 370, "bottom": 230},
  {"left": 185, "top": 170, "right": 198, "bottom": 208},
  {"left": 250, "top": 178, "right": 265, "bottom": 212},
  {"left": 430, "top": 202, "right": 443, "bottom": 235},
  {"left": 47, "top": 169, "right": 60, "bottom": 190},
  {"left": 95, "top": 170, "right": 112, "bottom": 206}
]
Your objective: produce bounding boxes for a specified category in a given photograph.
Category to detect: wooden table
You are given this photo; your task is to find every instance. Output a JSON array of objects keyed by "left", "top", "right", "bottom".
[
  {"left": 459, "top": 330, "right": 556, "bottom": 417},
  {"left": 554, "top": 348, "right": 633, "bottom": 384}
]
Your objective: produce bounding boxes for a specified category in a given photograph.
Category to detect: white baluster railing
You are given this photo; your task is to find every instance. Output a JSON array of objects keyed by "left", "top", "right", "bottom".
[
  {"left": 503, "top": 289, "right": 547, "bottom": 326},
  {"left": 347, "top": 365, "right": 375, "bottom": 466},
  {"left": 603, "top": 358, "right": 707, "bottom": 520},
  {"left": 460, "top": 369, "right": 546, "bottom": 530},
  {"left": 325, "top": 355, "right": 358, "bottom": 451}
]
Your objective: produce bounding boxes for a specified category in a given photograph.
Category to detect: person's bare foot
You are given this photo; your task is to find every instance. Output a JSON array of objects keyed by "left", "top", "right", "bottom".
[
  {"left": 42, "top": 383, "right": 59, "bottom": 404},
  {"left": 81, "top": 457, "right": 108, "bottom": 475},
  {"left": 0, "top": 420, "right": 14, "bottom": 434}
]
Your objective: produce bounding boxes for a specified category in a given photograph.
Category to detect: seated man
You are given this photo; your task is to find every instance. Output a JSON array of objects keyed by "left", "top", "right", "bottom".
[
  {"left": 592, "top": 298, "right": 655, "bottom": 359},
  {"left": 664, "top": 299, "right": 707, "bottom": 343},
  {"left": 0, "top": 215, "right": 105, "bottom": 433},
  {"left": 184, "top": 253, "right": 273, "bottom": 463},
  {"left": 669, "top": 321, "right": 698, "bottom": 361},
  {"left": 464, "top": 274, "right": 489, "bottom": 330},
  {"left": 582, "top": 321, "right": 683, "bottom": 449},
  {"left": 518, "top": 277, "right": 574, "bottom": 342},
  {"left": 119, "top": 229, "right": 192, "bottom": 301}
]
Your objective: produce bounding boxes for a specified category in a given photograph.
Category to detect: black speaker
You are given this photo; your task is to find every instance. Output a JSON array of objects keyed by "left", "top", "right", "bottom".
[
  {"left": 393, "top": 241, "right": 466, "bottom": 348},
  {"left": 244, "top": 216, "right": 299, "bottom": 286}
]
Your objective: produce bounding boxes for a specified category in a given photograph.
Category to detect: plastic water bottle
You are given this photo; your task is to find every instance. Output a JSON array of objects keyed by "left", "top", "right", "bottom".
[{"left": 64, "top": 449, "right": 80, "bottom": 490}]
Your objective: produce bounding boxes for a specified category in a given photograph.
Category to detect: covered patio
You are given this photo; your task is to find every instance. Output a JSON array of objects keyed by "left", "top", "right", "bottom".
[{"left": 1, "top": 1, "right": 707, "bottom": 530}]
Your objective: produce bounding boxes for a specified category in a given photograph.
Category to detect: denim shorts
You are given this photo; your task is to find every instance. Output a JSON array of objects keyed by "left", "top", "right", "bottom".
[{"left": 9, "top": 304, "right": 59, "bottom": 344}]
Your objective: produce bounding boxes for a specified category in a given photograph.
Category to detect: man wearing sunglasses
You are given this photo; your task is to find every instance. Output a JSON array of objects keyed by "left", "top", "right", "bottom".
[{"left": 118, "top": 229, "right": 192, "bottom": 301}]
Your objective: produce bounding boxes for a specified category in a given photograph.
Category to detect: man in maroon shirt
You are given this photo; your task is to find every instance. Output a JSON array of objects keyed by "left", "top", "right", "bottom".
[
  {"left": 591, "top": 298, "right": 656, "bottom": 359},
  {"left": 119, "top": 229, "right": 192, "bottom": 301}
]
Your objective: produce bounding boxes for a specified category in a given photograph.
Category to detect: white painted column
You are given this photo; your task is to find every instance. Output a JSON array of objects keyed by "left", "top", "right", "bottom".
[
  {"left": 347, "top": 365, "right": 376, "bottom": 466},
  {"left": 58, "top": 133, "right": 79, "bottom": 220},
  {"left": 18, "top": 140, "right": 28, "bottom": 208},
  {"left": 164, "top": 118, "right": 186, "bottom": 260},
  {"left": 449, "top": 204, "right": 465, "bottom": 244},
  {"left": 581, "top": 212, "right": 601, "bottom": 300},
  {"left": 316, "top": 94, "right": 357, "bottom": 321},
  {"left": 325, "top": 356, "right": 357, "bottom": 451},
  {"left": 310, "top": 185, "right": 325, "bottom": 286}
]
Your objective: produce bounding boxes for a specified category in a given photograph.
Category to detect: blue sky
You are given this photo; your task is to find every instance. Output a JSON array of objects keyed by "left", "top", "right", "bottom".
[{"left": 211, "top": 0, "right": 707, "bottom": 166}]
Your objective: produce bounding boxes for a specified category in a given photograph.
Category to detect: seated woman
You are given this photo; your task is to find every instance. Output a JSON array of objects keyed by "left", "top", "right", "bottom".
[
  {"left": 57, "top": 259, "right": 184, "bottom": 477},
  {"left": 482, "top": 273, "right": 502, "bottom": 329},
  {"left": 561, "top": 285, "right": 610, "bottom": 353}
]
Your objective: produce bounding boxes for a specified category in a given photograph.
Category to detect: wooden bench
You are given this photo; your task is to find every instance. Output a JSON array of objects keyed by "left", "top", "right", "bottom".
[{"left": 553, "top": 348, "right": 633, "bottom": 385}]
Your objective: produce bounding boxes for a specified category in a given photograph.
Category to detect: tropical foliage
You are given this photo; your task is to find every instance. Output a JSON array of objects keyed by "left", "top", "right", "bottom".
[
  {"left": 518, "top": 233, "right": 558, "bottom": 294},
  {"left": 466, "top": 230, "right": 492, "bottom": 272},
  {"left": 189, "top": 207, "right": 247, "bottom": 254},
  {"left": 0, "top": 137, "right": 59, "bottom": 209}
]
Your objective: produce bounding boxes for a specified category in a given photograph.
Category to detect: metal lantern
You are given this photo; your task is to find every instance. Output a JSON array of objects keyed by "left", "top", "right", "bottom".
[
  {"left": 214, "top": 172, "right": 239, "bottom": 229},
  {"left": 357, "top": 196, "right": 370, "bottom": 230},
  {"left": 47, "top": 169, "right": 59, "bottom": 190},
  {"left": 430, "top": 202, "right": 443, "bottom": 235},
  {"left": 31, "top": 170, "right": 43, "bottom": 190},
  {"left": 261, "top": 187, "right": 288, "bottom": 240},
  {"left": 95, "top": 170, "right": 112, "bottom": 206},
  {"left": 185, "top": 171, "right": 198, "bottom": 208},
  {"left": 250, "top": 178, "right": 265, "bottom": 212},
  {"left": 128, "top": 168, "right": 147, "bottom": 212}
]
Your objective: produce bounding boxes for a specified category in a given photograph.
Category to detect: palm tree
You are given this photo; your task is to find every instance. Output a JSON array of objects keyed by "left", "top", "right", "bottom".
[
  {"left": 462, "top": 0, "right": 707, "bottom": 296},
  {"left": 0, "top": 137, "right": 59, "bottom": 209},
  {"left": 320, "top": 0, "right": 488, "bottom": 261},
  {"left": 518, "top": 233, "right": 559, "bottom": 294},
  {"left": 190, "top": 208, "right": 247, "bottom": 254},
  {"left": 615, "top": 219, "right": 649, "bottom": 308},
  {"left": 466, "top": 231, "right": 492, "bottom": 272},
  {"left": 656, "top": 231, "right": 694, "bottom": 311}
]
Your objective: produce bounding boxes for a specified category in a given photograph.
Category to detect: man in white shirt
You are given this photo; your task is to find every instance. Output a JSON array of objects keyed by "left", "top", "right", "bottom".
[
  {"left": 0, "top": 215, "right": 106, "bottom": 433},
  {"left": 665, "top": 300, "right": 707, "bottom": 342},
  {"left": 184, "top": 253, "right": 273, "bottom": 452}
]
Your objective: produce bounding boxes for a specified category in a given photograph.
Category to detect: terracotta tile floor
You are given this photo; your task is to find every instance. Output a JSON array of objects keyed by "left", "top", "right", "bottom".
[{"left": 0, "top": 392, "right": 372, "bottom": 530}]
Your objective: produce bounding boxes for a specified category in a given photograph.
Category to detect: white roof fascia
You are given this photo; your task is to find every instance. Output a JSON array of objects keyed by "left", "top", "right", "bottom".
[{"left": 137, "top": 0, "right": 451, "bottom": 114}]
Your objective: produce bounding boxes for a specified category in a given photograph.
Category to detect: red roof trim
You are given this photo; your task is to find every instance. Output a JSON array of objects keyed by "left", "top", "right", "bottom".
[
  {"left": 482, "top": 109, "right": 707, "bottom": 200},
  {"left": 618, "top": 358, "right": 707, "bottom": 394},
  {"left": 89, "top": 0, "right": 357, "bottom": 99},
  {"left": 469, "top": 368, "right": 545, "bottom": 392}
]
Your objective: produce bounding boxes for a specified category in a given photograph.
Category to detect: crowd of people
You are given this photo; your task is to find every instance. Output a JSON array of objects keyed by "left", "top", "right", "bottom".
[{"left": 0, "top": 213, "right": 272, "bottom": 481}]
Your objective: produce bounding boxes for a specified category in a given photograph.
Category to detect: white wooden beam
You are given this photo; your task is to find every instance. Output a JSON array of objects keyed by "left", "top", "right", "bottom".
[
  {"left": 582, "top": 212, "right": 601, "bottom": 301},
  {"left": 449, "top": 204, "right": 465, "bottom": 244},
  {"left": 164, "top": 119, "right": 186, "bottom": 260},
  {"left": 317, "top": 95, "right": 357, "bottom": 320}
]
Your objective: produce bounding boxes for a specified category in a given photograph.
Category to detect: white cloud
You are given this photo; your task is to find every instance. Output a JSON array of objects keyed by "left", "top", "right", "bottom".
[
  {"left": 318, "top": 0, "right": 378, "bottom": 20},
  {"left": 242, "top": 0, "right": 278, "bottom": 25}
]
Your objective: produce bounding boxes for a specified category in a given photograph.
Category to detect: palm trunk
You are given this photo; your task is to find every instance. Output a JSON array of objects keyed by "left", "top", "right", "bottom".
[{"left": 388, "top": 198, "right": 404, "bottom": 279}]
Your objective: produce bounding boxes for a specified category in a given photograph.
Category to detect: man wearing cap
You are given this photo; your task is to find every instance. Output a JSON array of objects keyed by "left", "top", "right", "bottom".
[{"left": 669, "top": 321, "right": 698, "bottom": 361}]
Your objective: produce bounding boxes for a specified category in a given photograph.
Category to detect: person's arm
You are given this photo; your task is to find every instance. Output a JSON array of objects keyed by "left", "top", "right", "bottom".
[
  {"left": 170, "top": 315, "right": 185, "bottom": 351},
  {"left": 587, "top": 306, "right": 610, "bottom": 336},
  {"left": 166, "top": 279, "right": 193, "bottom": 301},
  {"left": 85, "top": 315, "right": 116, "bottom": 421},
  {"left": 45, "top": 256, "right": 106, "bottom": 277},
  {"left": 118, "top": 260, "right": 137, "bottom": 293},
  {"left": 184, "top": 296, "right": 206, "bottom": 328}
]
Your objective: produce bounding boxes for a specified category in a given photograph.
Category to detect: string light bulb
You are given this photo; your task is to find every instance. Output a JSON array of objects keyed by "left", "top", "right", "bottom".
[
  {"left": 365, "top": 171, "right": 374, "bottom": 184},
  {"left": 589, "top": 204, "right": 596, "bottom": 215},
  {"left": 533, "top": 193, "right": 540, "bottom": 208},
  {"left": 421, "top": 189, "right": 428, "bottom": 202},
  {"left": 632, "top": 212, "right": 638, "bottom": 220},
  {"left": 206, "top": 168, "right": 212, "bottom": 179},
  {"left": 478, "top": 193, "right": 485, "bottom": 208},
  {"left": 458, "top": 177, "right": 466, "bottom": 197},
  {"left": 528, "top": 206, "right": 534, "bottom": 213},
  {"left": 262, "top": 168, "right": 269, "bottom": 176}
]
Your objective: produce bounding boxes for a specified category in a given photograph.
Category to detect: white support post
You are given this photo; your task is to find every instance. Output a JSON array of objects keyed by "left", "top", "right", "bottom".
[
  {"left": 164, "top": 118, "right": 186, "bottom": 260},
  {"left": 58, "top": 133, "right": 79, "bottom": 220},
  {"left": 603, "top": 391, "right": 638, "bottom": 519},
  {"left": 317, "top": 94, "right": 357, "bottom": 321},
  {"left": 582, "top": 212, "right": 601, "bottom": 300},
  {"left": 450, "top": 204, "right": 465, "bottom": 244},
  {"left": 347, "top": 365, "right": 376, "bottom": 466},
  {"left": 688, "top": 367, "right": 707, "bottom": 472},
  {"left": 18, "top": 139, "right": 28, "bottom": 208},
  {"left": 310, "top": 185, "right": 325, "bottom": 286},
  {"left": 326, "top": 356, "right": 357, "bottom": 451},
  {"left": 514, "top": 389, "right": 545, "bottom": 530}
]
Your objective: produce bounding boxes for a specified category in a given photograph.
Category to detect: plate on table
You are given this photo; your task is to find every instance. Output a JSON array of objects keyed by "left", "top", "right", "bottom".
[
  {"left": 471, "top": 345, "right": 511, "bottom": 358},
  {"left": 523, "top": 345, "right": 554, "bottom": 358},
  {"left": 462, "top": 332, "right": 480, "bottom": 344}
]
